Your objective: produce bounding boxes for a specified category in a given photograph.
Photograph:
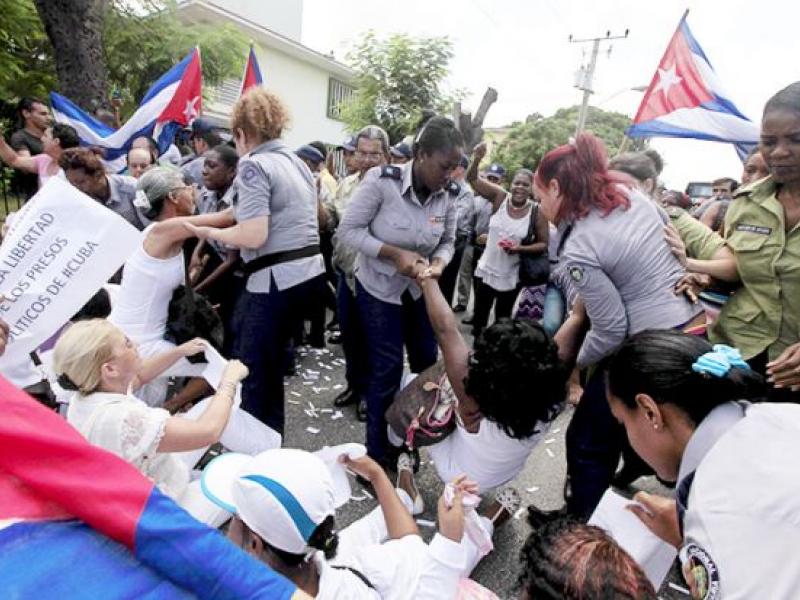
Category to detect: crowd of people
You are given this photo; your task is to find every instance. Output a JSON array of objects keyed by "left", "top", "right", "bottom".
[{"left": 1, "top": 78, "right": 800, "bottom": 599}]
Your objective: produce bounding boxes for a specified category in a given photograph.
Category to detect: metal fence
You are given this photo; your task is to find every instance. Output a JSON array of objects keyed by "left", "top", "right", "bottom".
[{"left": 1, "top": 169, "right": 25, "bottom": 218}]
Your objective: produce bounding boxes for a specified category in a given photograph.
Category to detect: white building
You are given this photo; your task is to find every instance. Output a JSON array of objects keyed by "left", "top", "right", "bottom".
[{"left": 176, "top": 0, "right": 355, "bottom": 148}]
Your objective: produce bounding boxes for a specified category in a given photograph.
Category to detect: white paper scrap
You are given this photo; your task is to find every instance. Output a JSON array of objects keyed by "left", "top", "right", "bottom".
[
  {"left": 305, "top": 427, "right": 320, "bottom": 435},
  {"left": 545, "top": 448, "right": 555, "bottom": 458},
  {"left": 588, "top": 489, "right": 677, "bottom": 589},
  {"left": 415, "top": 519, "right": 436, "bottom": 528}
]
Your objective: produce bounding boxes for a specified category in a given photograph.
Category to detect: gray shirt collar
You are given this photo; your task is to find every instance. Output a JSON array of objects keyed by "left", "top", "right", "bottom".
[
  {"left": 677, "top": 400, "right": 749, "bottom": 482},
  {"left": 402, "top": 159, "right": 445, "bottom": 207}
]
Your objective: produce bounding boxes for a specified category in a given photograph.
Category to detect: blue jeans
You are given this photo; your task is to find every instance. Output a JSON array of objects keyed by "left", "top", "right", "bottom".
[
  {"left": 337, "top": 269, "right": 368, "bottom": 395},
  {"left": 355, "top": 281, "right": 438, "bottom": 462},
  {"left": 232, "top": 274, "right": 324, "bottom": 434},
  {"left": 542, "top": 284, "right": 565, "bottom": 337}
]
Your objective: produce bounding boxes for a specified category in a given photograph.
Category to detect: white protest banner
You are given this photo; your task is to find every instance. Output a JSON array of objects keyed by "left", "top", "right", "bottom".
[{"left": 0, "top": 177, "right": 143, "bottom": 367}]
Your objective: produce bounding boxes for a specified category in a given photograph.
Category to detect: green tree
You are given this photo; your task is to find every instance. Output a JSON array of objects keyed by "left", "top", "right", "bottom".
[
  {"left": 104, "top": 1, "right": 247, "bottom": 117},
  {"left": 0, "top": 0, "right": 246, "bottom": 115},
  {"left": 0, "top": 0, "right": 56, "bottom": 109},
  {"left": 341, "top": 31, "right": 463, "bottom": 143},
  {"left": 491, "top": 106, "right": 647, "bottom": 176}
]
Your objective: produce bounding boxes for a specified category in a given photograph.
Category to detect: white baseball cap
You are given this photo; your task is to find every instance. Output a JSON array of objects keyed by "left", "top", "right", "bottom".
[{"left": 202, "top": 445, "right": 365, "bottom": 555}]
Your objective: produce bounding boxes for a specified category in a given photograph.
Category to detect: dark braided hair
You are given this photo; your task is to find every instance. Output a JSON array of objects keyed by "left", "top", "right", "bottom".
[
  {"left": 518, "top": 507, "right": 657, "bottom": 599},
  {"left": 465, "top": 319, "right": 567, "bottom": 439}
]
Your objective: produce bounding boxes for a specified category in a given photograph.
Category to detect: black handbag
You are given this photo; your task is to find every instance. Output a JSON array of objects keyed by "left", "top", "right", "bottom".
[
  {"left": 164, "top": 254, "right": 224, "bottom": 363},
  {"left": 518, "top": 203, "right": 550, "bottom": 287}
]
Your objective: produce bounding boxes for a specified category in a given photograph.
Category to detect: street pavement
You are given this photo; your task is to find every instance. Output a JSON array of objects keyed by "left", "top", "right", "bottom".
[{"left": 281, "top": 315, "right": 687, "bottom": 599}]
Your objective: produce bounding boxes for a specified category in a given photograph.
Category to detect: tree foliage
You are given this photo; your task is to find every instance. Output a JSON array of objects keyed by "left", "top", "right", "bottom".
[
  {"left": 340, "top": 32, "right": 463, "bottom": 143},
  {"left": 104, "top": 1, "right": 247, "bottom": 117},
  {"left": 0, "top": 0, "right": 246, "bottom": 116},
  {"left": 491, "top": 106, "right": 647, "bottom": 176}
]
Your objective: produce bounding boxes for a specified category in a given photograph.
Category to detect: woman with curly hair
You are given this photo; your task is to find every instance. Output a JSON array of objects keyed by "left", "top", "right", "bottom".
[
  {"left": 186, "top": 88, "right": 325, "bottom": 434},
  {"left": 517, "top": 508, "right": 656, "bottom": 599},
  {"left": 403, "top": 274, "right": 567, "bottom": 493}
]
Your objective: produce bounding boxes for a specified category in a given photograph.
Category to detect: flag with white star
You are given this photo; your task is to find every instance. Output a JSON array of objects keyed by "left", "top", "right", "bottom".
[{"left": 627, "top": 12, "right": 758, "bottom": 154}]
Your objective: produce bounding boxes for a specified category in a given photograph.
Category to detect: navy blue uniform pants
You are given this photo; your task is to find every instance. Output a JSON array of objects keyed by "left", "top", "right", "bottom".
[
  {"left": 355, "top": 280, "right": 438, "bottom": 462},
  {"left": 233, "top": 274, "right": 325, "bottom": 434},
  {"left": 336, "top": 269, "right": 368, "bottom": 396}
]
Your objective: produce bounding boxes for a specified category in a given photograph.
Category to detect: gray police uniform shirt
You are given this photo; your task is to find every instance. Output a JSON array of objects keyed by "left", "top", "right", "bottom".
[
  {"left": 453, "top": 181, "right": 475, "bottom": 240},
  {"left": 181, "top": 156, "right": 205, "bottom": 187},
  {"left": 472, "top": 195, "right": 493, "bottom": 240},
  {"left": 197, "top": 186, "right": 235, "bottom": 259},
  {"left": 106, "top": 174, "right": 145, "bottom": 230},
  {"left": 562, "top": 187, "right": 701, "bottom": 367},
  {"left": 233, "top": 139, "right": 324, "bottom": 294},
  {"left": 338, "top": 161, "right": 457, "bottom": 305}
]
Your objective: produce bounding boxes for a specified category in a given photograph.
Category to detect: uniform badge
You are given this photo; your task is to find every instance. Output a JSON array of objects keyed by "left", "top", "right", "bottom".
[
  {"left": 239, "top": 163, "right": 259, "bottom": 186},
  {"left": 735, "top": 224, "right": 771, "bottom": 235},
  {"left": 569, "top": 266, "right": 584, "bottom": 283},
  {"left": 680, "top": 543, "right": 721, "bottom": 600},
  {"left": 380, "top": 165, "right": 402, "bottom": 180}
]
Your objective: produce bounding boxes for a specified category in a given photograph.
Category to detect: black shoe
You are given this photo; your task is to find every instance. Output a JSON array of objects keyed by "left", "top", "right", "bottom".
[
  {"left": 453, "top": 304, "right": 467, "bottom": 313},
  {"left": 333, "top": 387, "right": 358, "bottom": 407},
  {"left": 356, "top": 398, "right": 367, "bottom": 422},
  {"left": 328, "top": 330, "right": 342, "bottom": 344},
  {"left": 462, "top": 315, "right": 474, "bottom": 325}
]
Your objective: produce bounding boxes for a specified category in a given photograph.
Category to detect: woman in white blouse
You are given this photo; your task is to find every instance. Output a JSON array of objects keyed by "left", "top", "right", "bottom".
[{"left": 53, "top": 318, "right": 279, "bottom": 524}]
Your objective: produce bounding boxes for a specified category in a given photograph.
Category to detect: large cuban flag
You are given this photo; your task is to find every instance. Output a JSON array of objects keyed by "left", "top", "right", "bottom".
[
  {"left": 0, "top": 374, "right": 297, "bottom": 599},
  {"left": 240, "top": 45, "right": 264, "bottom": 96},
  {"left": 626, "top": 12, "right": 759, "bottom": 153},
  {"left": 50, "top": 48, "right": 203, "bottom": 173}
]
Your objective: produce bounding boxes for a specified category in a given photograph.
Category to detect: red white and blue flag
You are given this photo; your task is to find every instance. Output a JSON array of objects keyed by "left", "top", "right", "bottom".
[
  {"left": 240, "top": 46, "right": 264, "bottom": 96},
  {"left": 50, "top": 47, "right": 204, "bottom": 173},
  {"left": 0, "top": 375, "right": 296, "bottom": 599},
  {"left": 626, "top": 13, "right": 759, "bottom": 152}
]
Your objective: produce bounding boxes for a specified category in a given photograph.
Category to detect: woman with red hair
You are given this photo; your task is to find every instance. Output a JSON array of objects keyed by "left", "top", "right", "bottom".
[{"left": 535, "top": 133, "right": 703, "bottom": 519}]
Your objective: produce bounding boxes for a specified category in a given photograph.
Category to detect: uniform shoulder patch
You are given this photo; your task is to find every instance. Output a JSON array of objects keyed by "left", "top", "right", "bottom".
[
  {"left": 665, "top": 206, "right": 683, "bottom": 219},
  {"left": 447, "top": 181, "right": 461, "bottom": 196},
  {"left": 680, "top": 543, "right": 721, "bottom": 600},
  {"left": 569, "top": 266, "right": 584, "bottom": 284},
  {"left": 238, "top": 161, "right": 261, "bottom": 188},
  {"left": 380, "top": 165, "right": 402, "bottom": 180}
]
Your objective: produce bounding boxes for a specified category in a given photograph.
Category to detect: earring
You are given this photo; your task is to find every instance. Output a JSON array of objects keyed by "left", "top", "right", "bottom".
[{"left": 653, "top": 424, "right": 659, "bottom": 431}]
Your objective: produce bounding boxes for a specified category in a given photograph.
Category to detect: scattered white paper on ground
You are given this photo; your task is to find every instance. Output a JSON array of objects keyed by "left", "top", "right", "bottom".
[
  {"left": 551, "top": 428, "right": 561, "bottom": 434},
  {"left": 331, "top": 411, "right": 344, "bottom": 420},
  {"left": 333, "top": 384, "right": 344, "bottom": 390},
  {"left": 305, "top": 427, "right": 320, "bottom": 434},
  {"left": 290, "top": 391, "right": 302, "bottom": 397},
  {"left": 544, "top": 438, "right": 557, "bottom": 444},
  {"left": 513, "top": 508, "right": 526, "bottom": 520},
  {"left": 668, "top": 583, "right": 691, "bottom": 596},
  {"left": 416, "top": 519, "right": 436, "bottom": 528},
  {"left": 545, "top": 448, "right": 555, "bottom": 458},
  {"left": 526, "top": 486, "right": 539, "bottom": 493},
  {"left": 288, "top": 400, "right": 300, "bottom": 405},
  {"left": 588, "top": 489, "right": 677, "bottom": 589}
]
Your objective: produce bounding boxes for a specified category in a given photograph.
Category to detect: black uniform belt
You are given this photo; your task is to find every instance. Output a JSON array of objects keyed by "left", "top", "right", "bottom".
[{"left": 242, "top": 244, "right": 321, "bottom": 275}]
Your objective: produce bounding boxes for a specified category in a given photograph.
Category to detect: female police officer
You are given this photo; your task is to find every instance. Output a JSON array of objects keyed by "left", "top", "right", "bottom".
[
  {"left": 606, "top": 330, "right": 800, "bottom": 600},
  {"left": 534, "top": 133, "right": 703, "bottom": 518},
  {"left": 675, "top": 83, "right": 800, "bottom": 402},
  {"left": 186, "top": 88, "right": 324, "bottom": 434},
  {"left": 338, "top": 116, "right": 463, "bottom": 464}
]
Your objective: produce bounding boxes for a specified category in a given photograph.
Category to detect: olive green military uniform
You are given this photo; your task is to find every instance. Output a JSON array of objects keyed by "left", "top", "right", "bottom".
[
  {"left": 666, "top": 205, "right": 725, "bottom": 260},
  {"left": 709, "top": 176, "right": 800, "bottom": 360}
]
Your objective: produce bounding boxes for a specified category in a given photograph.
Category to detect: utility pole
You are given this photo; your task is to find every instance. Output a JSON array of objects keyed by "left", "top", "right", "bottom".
[{"left": 570, "top": 29, "right": 629, "bottom": 136}]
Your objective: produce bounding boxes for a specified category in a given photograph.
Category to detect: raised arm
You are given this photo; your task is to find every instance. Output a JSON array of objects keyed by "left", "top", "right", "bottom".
[
  {"left": 342, "top": 455, "right": 419, "bottom": 540},
  {"left": 0, "top": 134, "right": 37, "bottom": 173},
  {"left": 419, "top": 277, "right": 470, "bottom": 401},
  {"left": 466, "top": 142, "right": 507, "bottom": 213}
]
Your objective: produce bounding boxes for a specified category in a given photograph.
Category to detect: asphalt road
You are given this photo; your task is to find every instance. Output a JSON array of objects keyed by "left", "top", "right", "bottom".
[{"left": 281, "top": 315, "right": 687, "bottom": 599}]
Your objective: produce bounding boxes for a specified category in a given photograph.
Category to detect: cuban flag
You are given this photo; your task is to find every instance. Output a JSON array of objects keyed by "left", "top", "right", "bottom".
[
  {"left": 50, "top": 48, "right": 203, "bottom": 173},
  {"left": 240, "top": 45, "right": 264, "bottom": 96},
  {"left": 626, "top": 12, "right": 759, "bottom": 155},
  {"left": 0, "top": 375, "right": 297, "bottom": 599}
]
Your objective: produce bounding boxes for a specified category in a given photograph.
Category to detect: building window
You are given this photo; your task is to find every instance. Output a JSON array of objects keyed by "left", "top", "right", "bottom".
[{"left": 327, "top": 78, "right": 354, "bottom": 121}]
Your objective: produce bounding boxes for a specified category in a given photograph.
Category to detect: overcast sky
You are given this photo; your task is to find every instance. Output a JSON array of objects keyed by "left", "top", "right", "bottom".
[{"left": 301, "top": 0, "right": 800, "bottom": 189}]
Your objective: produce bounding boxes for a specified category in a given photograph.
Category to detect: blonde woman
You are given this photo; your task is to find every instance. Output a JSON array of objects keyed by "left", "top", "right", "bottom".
[{"left": 53, "top": 319, "right": 280, "bottom": 524}]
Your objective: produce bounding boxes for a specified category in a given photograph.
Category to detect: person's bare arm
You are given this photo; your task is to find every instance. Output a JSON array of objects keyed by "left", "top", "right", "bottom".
[
  {"left": 419, "top": 277, "right": 470, "bottom": 401},
  {"left": 157, "top": 360, "right": 248, "bottom": 452},
  {"left": 133, "top": 339, "right": 207, "bottom": 389},
  {"left": 343, "top": 455, "right": 419, "bottom": 540},
  {"left": 0, "top": 136, "right": 36, "bottom": 173},
  {"left": 510, "top": 207, "right": 549, "bottom": 255},
  {"left": 466, "top": 142, "right": 506, "bottom": 212},
  {"left": 195, "top": 248, "right": 240, "bottom": 293}
]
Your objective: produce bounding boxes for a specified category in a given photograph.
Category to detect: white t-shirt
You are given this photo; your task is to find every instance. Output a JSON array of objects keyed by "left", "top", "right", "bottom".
[{"left": 429, "top": 414, "right": 544, "bottom": 491}]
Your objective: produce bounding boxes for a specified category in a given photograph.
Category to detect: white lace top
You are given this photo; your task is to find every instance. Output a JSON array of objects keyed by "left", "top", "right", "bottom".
[{"left": 66, "top": 391, "right": 190, "bottom": 500}]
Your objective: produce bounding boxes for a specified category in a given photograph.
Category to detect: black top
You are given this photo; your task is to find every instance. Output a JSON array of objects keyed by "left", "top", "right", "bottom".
[{"left": 9, "top": 129, "right": 44, "bottom": 200}]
